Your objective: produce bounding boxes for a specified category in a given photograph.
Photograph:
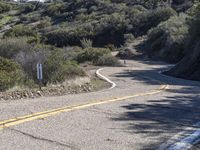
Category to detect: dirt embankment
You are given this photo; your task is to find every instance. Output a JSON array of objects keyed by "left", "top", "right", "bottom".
[
  {"left": 165, "top": 41, "right": 200, "bottom": 81},
  {"left": 122, "top": 38, "right": 200, "bottom": 82}
]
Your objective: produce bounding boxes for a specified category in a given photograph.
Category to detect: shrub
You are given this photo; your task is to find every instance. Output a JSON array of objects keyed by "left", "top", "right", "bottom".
[
  {"left": 94, "top": 13, "right": 128, "bottom": 46},
  {"left": 131, "top": 7, "right": 177, "bottom": 36},
  {"left": 61, "top": 46, "right": 82, "bottom": 61},
  {"left": 21, "top": 3, "right": 35, "bottom": 13},
  {"left": 117, "top": 47, "right": 136, "bottom": 59},
  {"left": 126, "top": 5, "right": 147, "bottom": 17},
  {"left": 43, "top": 51, "right": 85, "bottom": 84},
  {"left": 187, "top": 3, "right": 200, "bottom": 47},
  {"left": 45, "top": 12, "right": 128, "bottom": 47},
  {"left": 37, "top": 18, "right": 51, "bottom": 29},
  {"left": 0, "top": 57, "right": 24, "bottom": 91},
  {"left": 80, "top": 38, "right": 93, "bottom": 48},
  {"left": 0, "top": 15, "right": 12, "bottom": 29},
  {"left": 14, "top": 49, "right": 49, "bottom": 81},
  {"left": 77, "top": 47, "right": 110, "bottom": 63},
  {"left": 46, "top": 2, "right": 65, "bottom": 17},
  {"left": 95, "top": 54, "right": 120, "bottom": 66},
  {"left": 105, "top": 44, "right": 116, "bottom": 51},
  {"left": 4, "top": 25, "right": 38, "bottom": 38},
  {"left": 45, "top": 29, "right": 84, "bottom": 47},
  {"left": 165, "top": 3, "right": 200, "bottom": 81},
  {"left": 58, "top": 61, "right": 86, "bottom": 79},
  {"left": 0, "top": 2, "right": 12, "bottom": 13},
  {"left": 19, "top": 13, "right": 41, "bottom": 23},
  {"left": 145, "top": 14, "right": 189, "bottom": 62},
  {"left": 0, "top": 37, "right": 32, "bottom": 59}
]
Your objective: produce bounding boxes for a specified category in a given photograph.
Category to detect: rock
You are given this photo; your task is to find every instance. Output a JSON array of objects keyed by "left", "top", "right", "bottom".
[
  {"left": 37, "top": 91, "right": 42, "bottom": 96},
  {"left": 30, "top": 92, "right": 34, "bottom": 98},
  {"left": 22, "top": 91, "right": 28, "bottom": 98}
]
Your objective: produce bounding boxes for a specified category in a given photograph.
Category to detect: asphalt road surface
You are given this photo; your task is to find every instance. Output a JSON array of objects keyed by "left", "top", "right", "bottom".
[{"left": 0, "top": 59, "right": 200, "bottom": 150}]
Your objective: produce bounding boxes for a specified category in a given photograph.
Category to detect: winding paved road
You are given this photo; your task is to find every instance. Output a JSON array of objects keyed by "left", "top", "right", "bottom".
[{"left": 0, "top": 59, "right": 200, "bottom": 150}]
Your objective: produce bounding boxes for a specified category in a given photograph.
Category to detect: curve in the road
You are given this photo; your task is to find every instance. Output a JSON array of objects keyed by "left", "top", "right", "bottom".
[
  {"left": 0, "top": 68, "right": 168, "bottom": 130},
  {"left": 96, "top": 68, "right": 116, "bottom": 89}
]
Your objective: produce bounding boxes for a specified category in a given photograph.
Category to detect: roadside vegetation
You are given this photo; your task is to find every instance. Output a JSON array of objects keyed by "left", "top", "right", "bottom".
[
  {"left": 165, "top": 2, "right": 200, "bottom": 81},
  {"left": 0, "top": 0, "right": 199, "bottom": 91},
  {"left": 142, "top": 1, "right": 200, "bottom": 81}
]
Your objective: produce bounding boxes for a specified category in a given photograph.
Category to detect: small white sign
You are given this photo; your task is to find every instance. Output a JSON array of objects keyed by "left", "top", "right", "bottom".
[{"left": 37, "top": 64, "right": 43, "bottom": 80}]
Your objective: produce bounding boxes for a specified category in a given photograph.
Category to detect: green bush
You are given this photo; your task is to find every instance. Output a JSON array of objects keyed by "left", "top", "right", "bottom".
[
  {"left": 94, "top": 12, "right": 128, "bottom": 46},
  {"left": 46, "top": 2, "right": 65, "bottom": 17},
  {"left": 95, "top": 54, "right": 120, "bottom": 66},
  {"left": 145, "top": 14, "right": 189, "bottom": 62},
  {"left": 80, "top": 38, "right": 93, "bottom": 48},
  {"left": 45, "top": 12, "right": 128, "bottom": 47},
  {"left": 14, "top": 48, "right": 49, "bottom": 82},
  {"left": 0, "top": 2, "right": 12, "bottom": 13},
  {"left": 187, "top": 3, "right": 200, "bottom": 47},
  {"left": 4, "top": 25, "right": 38, "bottom": 38},
  {"left": 131, "top": 7, "right": 177, "bottom": 36},
  {"left": 0, "top": 15, "right": 12, "bottom": 29},
  {"left": 21, "top": 3, "right": 35, "bottom": 13},
  {"left": 43, "top": 51, "right": 85, "bottom": 84},
  {"left": 0, "top": 57, "right": 24, "bottom": 91},
  {"left": 59, "top": 61, "right": 86, "bottom": 79},
  {"left": 37, "top": 17, "right": 51, "bottom": 29},
  {"left": 105, "top": 44, "right": 116, "bottom": 51},
  {"left": 61, "top": 46, "right": 82, "bottom": 61},
  {"left": 164, "top": 3, "right": 200, "bottom": 81},
  {"left": 44, "top": 6, "right": 176, "bottom": 47},
  {"left": 20, "top": 13, "right": 41, "bottom": 23},
  {"left": 0, "top": 37, "right": 32, "bottom": 59},
  {"left": 77, "top": 47, "right": 110, "bottom": 63},
  {"left": 0, "top": 37, "right": 86, "bottom": 85},
  {"left": 45, "top": 29, "right": 84, "bottom": 47}
]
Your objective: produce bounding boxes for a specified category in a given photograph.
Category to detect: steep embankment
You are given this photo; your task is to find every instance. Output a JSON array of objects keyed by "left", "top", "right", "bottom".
[
  {"left": 142, "top": 2, "right": 200, "bottom": 81},
  {"left": 166, "top": 41, "right": 200, "bottom": 81},
  {"left": 166, "top": 4, "right": 200, "bottom": 81}
]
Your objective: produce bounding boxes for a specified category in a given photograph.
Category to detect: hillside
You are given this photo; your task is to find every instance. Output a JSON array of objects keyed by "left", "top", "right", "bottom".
[
  {"left": 0, "top": 0, "right": 199, "bottom": 92},
  {"left": 140, "top": 1, "right": 200, "bottom": 81},
  {"left": 165, "top": 4, "right": 200, "bottom": 81}
]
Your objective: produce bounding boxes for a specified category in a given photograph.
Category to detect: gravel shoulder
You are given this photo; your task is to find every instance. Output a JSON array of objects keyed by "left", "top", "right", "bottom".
[{"left": 0, "top": 67, "right": 109, "bottom": 101}]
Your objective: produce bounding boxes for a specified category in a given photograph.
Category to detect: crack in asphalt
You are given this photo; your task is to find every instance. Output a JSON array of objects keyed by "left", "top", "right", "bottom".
[{"left": 7, "top": 127, "right": 80, "bottom": 150}]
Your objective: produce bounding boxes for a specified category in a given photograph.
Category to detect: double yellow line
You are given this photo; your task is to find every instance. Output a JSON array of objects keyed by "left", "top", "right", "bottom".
[{"left": 0, "top": 84, "right": 168, "bottom": 130}]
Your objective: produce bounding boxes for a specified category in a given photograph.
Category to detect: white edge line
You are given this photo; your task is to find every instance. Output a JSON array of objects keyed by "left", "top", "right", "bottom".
[
  {"left": 168, "top": 122, "right": 200, "bottom": 150},
  {"left": 157, "top": 64, "right": 200, "bottom": 150},
  {"left": 97, "top": 66, "right": 200, "bottom": 150},
  {"left": 158, "top": 122, "right": 200, "bottom": 150},
  {"left": 96, "top": 68, "right": 116, "bottom": 90},
  {"left": 166, "top": 124, "right": 200, "bottom": 150}
]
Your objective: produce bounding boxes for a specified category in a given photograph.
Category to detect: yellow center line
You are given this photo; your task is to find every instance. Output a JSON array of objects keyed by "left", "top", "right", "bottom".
[{"left": 0, "top": 84, "right": 169, "bottom": 130}]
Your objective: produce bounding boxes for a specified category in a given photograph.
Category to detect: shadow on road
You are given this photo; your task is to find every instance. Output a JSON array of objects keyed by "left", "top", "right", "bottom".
[
  {"left": 114, "top": 66, "right": 200, "bottom": 86},
  {"left": 111, "top": 68, "right": 200, "bottom": 149}
]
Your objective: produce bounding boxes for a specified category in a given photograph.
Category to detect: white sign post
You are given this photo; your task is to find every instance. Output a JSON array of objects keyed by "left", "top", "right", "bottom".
[{"left": 37, "top": 63, "right": 43, "bottom": 90}]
